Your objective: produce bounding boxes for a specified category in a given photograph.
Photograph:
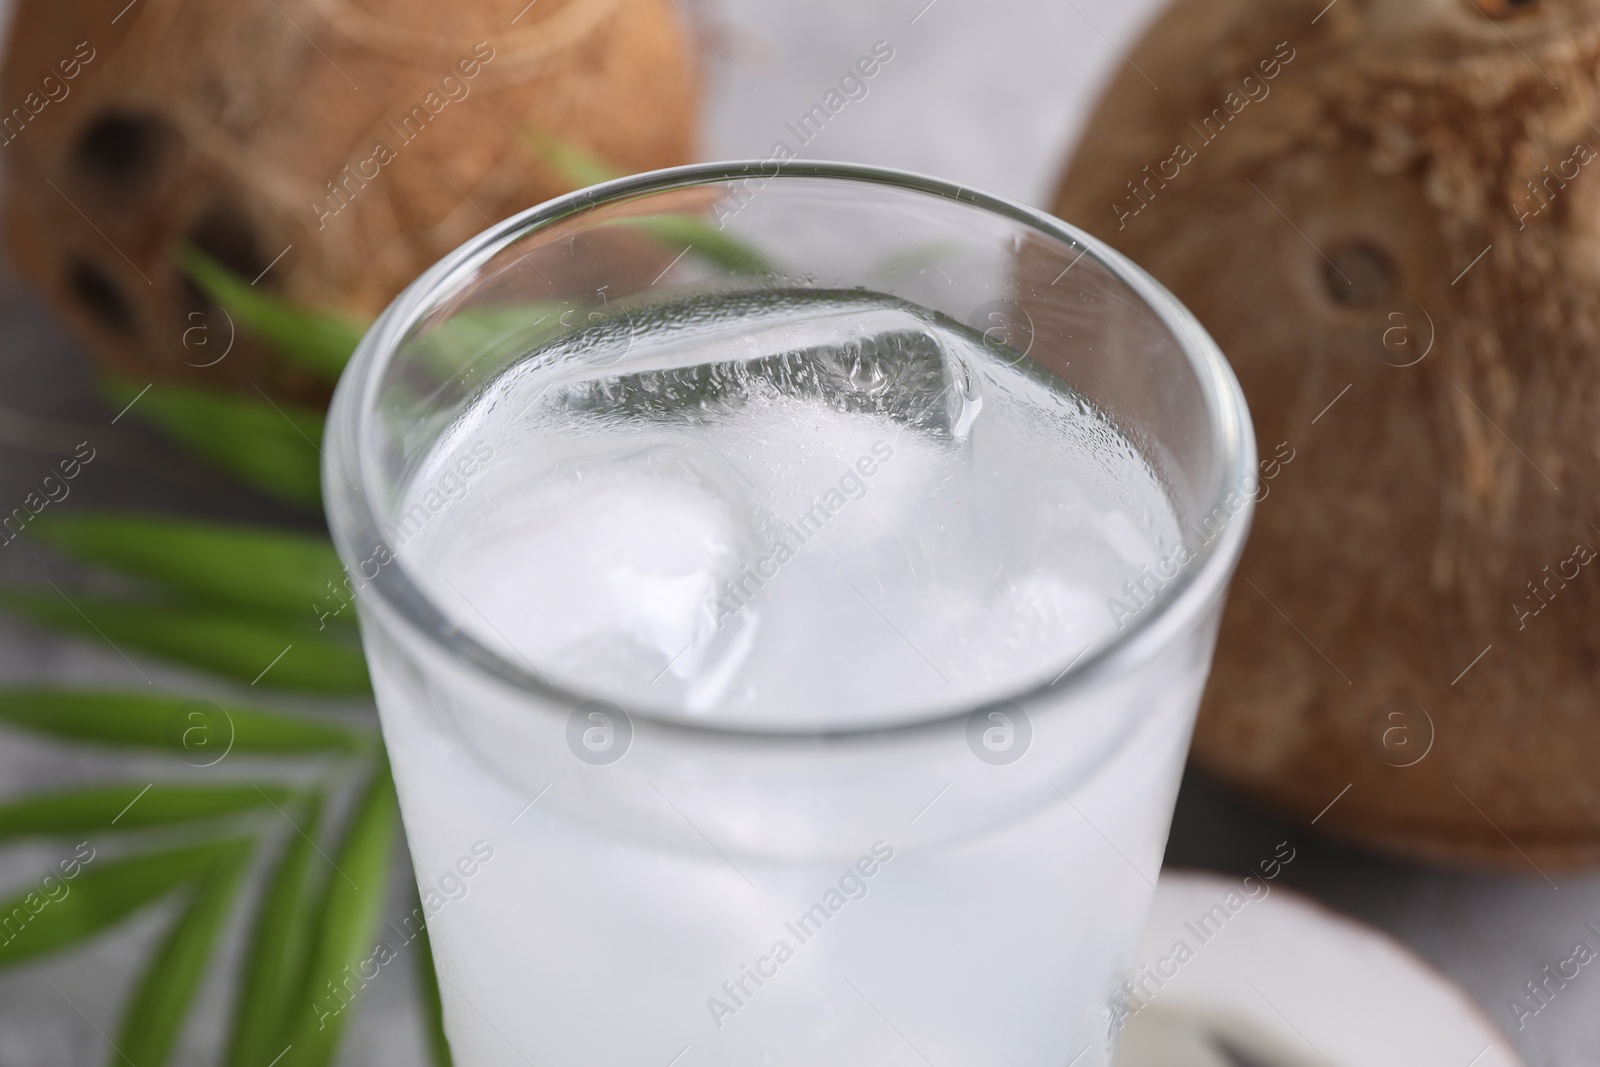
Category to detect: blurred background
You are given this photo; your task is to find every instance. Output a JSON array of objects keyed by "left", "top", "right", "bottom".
[{"left": 0, "top": 0, "right": 1594, "bottom": 1063}]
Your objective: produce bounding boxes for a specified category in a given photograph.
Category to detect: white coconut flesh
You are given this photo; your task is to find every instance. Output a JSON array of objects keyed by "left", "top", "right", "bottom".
[{"left": 1112, "top": 872, "right": 1524, "bottom": 1067}]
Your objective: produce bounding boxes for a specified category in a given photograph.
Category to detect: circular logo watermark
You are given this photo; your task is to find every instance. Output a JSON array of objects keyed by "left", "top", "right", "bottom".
[
  {"left": 179, "top": 307, "right": 235, "bottom": 368},
  {"left": 166, "top": 699, "right": 235, "bottom": 767},
  {"left": 1368, "top": 700, "right": 1433, "bottom": 768},
  {"left": 967, "top": 299, "right": 1035, "bottom": 364},
  {"left": 965, "top": 700, "right": 1032, "bottom": 765},
  {"left": 566, "top": 700, "right": 633, "bottom": 766},
  {"left": 1365, "top": 301, "right": 1433, "bottom": 368}
]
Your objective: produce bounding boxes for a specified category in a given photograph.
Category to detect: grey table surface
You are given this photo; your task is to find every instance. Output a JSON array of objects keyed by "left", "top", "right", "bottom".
[{"left": 0, "top": 0, "right": 1594, "bottom": 1064}]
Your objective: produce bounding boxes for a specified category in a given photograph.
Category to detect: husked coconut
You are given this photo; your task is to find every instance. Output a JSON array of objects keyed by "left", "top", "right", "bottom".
[
  {"left": 1, "top": 0, "right": 698, "bottom": 399},
  {"left": 1055, "top": 0, "right": 1600, "bottom": 869}
]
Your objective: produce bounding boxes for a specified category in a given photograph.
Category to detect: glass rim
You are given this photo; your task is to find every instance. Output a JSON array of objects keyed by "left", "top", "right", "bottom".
[{"left": 325, "top": 159, "right": 1257, "bottom": 741}]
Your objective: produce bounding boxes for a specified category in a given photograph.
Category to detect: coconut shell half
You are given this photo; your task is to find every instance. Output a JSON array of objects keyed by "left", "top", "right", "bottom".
[
  {"left": 1115, "top": 872, "right": 1524, "bottom": 1066},
  {"left": 1054, "top": 0, "right": 1600, "bottom": 869},
  {"left": 1, "top": 0, "right": 698, "bottom": 400}
]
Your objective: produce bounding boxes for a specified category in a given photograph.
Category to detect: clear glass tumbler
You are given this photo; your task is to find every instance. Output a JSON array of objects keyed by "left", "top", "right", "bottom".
[{"left": 324, "top": 162, "right": 1255, "bottom": 1067}]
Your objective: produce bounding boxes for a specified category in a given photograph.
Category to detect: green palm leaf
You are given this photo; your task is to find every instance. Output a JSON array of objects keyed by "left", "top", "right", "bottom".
[
  {"left": 101, "top": 377, "right": 324, "bottom": 509},
  {"left": 282, "top": 764, "right": 398, "bottom": 1067},
  {"left": 527, "top": 129, "right": 772, "bottom": 274},
  {"left": 627, "top": 213, "right": 773, "bottom": 275},
  {"left": 116, "top": 840, "right": 254, "bottom": 1067},
  {"left": 178, "top": 245, "right": 365, "bottom": 382},
  {"left": 29, "top": 511, "right": 347, "bottom": 621},
  {"left": 528, "top": 129, "right": 619, "bottom": 189},
  {"left": 411, "top": 301, "right": 564, "bottom": 383},
  {"left": 0, "top": 689, "right": 362, "bottom": 752},
  {"left": 227, "top": 793, "right": 325, "bottom": 1067},
  {"left": 0, "top": 783, "right": 295, "bottom": 841},
  {"left": 0, "top": 840, "right": 245, "bottom": 969},
  {"left": 0, "top": 592, "right": 370, "bottom": 694}
]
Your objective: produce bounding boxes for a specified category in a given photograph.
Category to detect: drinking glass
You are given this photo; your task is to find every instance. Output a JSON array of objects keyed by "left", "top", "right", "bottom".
[{"left": 323, "top": 161, "right": 1255, "bottom": 1066}]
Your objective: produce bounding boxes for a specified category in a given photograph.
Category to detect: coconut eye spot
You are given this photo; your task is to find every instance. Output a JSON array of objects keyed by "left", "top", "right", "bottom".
[
  {"left": 1322, "top": 241, "right": 1396, "bottom": 308},
  {"left": 72, "top": 110, "right": 171, "bottom": 197}
]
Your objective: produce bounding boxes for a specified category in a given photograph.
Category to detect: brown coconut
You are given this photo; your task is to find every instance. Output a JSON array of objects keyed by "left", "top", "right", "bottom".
[
  {"left": 1054, "top": 0, "right": 1600, "bottom": 869},
  {"left": 1, "top": 0, "right": 698, "bottom": 400}
]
